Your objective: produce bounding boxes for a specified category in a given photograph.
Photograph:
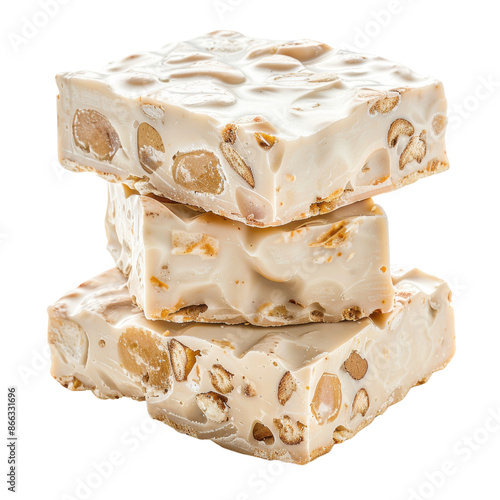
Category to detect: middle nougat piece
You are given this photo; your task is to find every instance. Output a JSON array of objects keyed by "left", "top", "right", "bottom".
[{"left": 106, "top": 184, "right": 393, "bottom": 326}]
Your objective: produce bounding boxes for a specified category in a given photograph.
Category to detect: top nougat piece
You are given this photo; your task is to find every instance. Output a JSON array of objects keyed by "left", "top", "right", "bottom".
[{"left": 57, "top": 31, "right": 448, "bottom": 227}]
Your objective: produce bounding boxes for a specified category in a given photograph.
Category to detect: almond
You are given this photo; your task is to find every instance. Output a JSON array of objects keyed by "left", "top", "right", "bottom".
[
  {"left": 278, "top": 371, "right": 297, "bottom": 406},
  {"left": 137, "top": 122, "right": 165, "bottom": 174},
  {"left": 344, "top": 351, "right": 368, "bottom": 380},
  {"left": 273, "top": 415, "right": 306, "bottom": 445},
  {"left": 388, "top": 118, "right": 414, "bottom": 148},
  {"left": 210, "top": 364, "right": 234, "bottom": 394},
  {"left": 219, "top": 142, "right": 255, "bottom": 187},
  {"left": 72, "top": 109, "right": 121, "bottom": 161},
  {"left": 168, "top": 339, "right": 198, "bottom": 382},
  {"left": 311, "top": 373, "right": 342, "bottom": 425},
  {"left": 196, "top": 392, "right": 229, "bottom": 423}
]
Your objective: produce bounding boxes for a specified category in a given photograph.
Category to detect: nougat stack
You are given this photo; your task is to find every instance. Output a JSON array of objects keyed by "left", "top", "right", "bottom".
[{"left": 49, "top": 31, "right": 455, "bottom": 464}]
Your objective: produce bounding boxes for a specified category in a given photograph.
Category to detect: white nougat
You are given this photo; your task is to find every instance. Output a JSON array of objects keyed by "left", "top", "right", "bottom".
[
  {"left": 57, "top": 31, "right": 448, "bottom": 227},
  {"left": 48, "top": 267, "right": 455, "bottom": 464},
  {"left": 106, "top": 184, "right": 393, "bottom": 325}
]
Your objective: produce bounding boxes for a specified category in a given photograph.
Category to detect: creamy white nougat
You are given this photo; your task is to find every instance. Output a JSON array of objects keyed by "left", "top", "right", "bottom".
[
  {"left": 48, "top": 268, "right": 455, "bottom": 464},
  {"left": 57, "top": 31, "right": 448, "bottom": 227},
  {"left": 106, "top": 184, "right": 393, "bottom": 325}
]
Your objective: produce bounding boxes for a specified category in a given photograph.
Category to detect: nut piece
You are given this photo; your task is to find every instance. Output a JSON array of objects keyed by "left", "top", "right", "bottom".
[
  {"left": 219, "top": 142, "right": 255, "bottom": 188},
  {"left": 369, "top": 92, "right": 401, "bottom": 114},
  {"left": 254, "top": 132, "right": 278, "bottom": 150},
  {"left": 137, "top": 122, "right": 165, "bottom": 174},
  {"left": 267, "top": 305, "right": 293, "bottom": 321},
  {"left": 344, "top": 351, "right": 368, "bottom": 380},
  {"left": 342, "top": 306, "right": 363, "bottom": 321},
  {"left": 171, "top": 231, "right": 219, "bottom": 258},
  {"left": 168, "top": 339, "right": 197, "bottom": 382},
  {"left": 196, "top": 392, "right": 229, "bottom": 423},
  {"left": 210, "top": 364, "right": 234, "bottom": 394},
  {"left": 172, "top": 150, "right": 225, "bottom": 195},
  {"left": 150, "top": 276, "right": 169, "bottom": 290},
  {"left": 332, "top": 425, "right": 355, "bottom": 444},
  {"left": 352, "top": 388, "right": 370, "bottom": 418},
  {"left": 244, "top": 382, "right": 257, "bottom": 397},
  {"left": 48, "top": 317, "right": 89, "bottom": 366},
  {"left": 431, "top": 113, "right": 447, "bottom": 137},
  {"left": 309, "top": 219, "right": 355, "bottom": 248},
  {"left": 387, "top": 119, "right": 414, "bottom": 148},
  {"left": 169, "top": 304, "right": 208, "bottom": 321},
  {"left": 252, "top": 422, "right": 275, "bottom": 444},
  {"left": 72, "top": 109, "right": 121, "bottom": 161},
  {"left": 400, "top": 131, "right": 427, "bottom": 169},
  {"left": 117, "top": 327, "right": 171, "bottom": 391},
  {"left": 311, "top": 373, "right": 342, "bottom": 425},
  {"left": 221, "top": 123, "right": 237, "bottom": 144},
  {"left": 309, "top": 188, "right": 344, "bottom": 215},
  {"left": 278, "top": 371, "right": 297, "bottom": 406},
  {"left": 273, "top": 415, "right": 306, "bottom": 445}
]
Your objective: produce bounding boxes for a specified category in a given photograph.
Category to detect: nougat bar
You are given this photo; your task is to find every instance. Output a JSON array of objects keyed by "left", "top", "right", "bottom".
[
  {"left": 57, "top": 31, "right": 448, "bottom": 227},
  {"left": 106, "top": 184, "right": 393, "bottom": 325},
  {"left": 48, "top": 268, "right": 455, "bottom": 464}
]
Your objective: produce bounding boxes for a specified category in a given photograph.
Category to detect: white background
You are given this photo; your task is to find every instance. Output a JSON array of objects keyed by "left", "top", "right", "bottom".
[{"left": 1, "top": 0, "right": 499, "bottom": 499}]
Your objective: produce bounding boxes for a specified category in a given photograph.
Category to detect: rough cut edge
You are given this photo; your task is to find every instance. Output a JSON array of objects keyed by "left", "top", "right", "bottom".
[
  {"left": 59, "top": 157, "right": 449, "bottom": 228},
  {"left": 52, "top": 345, "right": 455, "bottom": 465}
]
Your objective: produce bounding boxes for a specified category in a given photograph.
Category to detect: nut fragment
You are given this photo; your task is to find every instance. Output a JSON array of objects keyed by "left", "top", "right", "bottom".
[
  {"left": 342, "top": 307, "right": 363, "bottom": 321},
  {"left": 72, "top": 109, "right": 121, "bottom": 161},
  {"left": 431, "top": 113, "right": 447, "bottom": 137},
  {"left": 252, "top": 422, "right": 275, "bottom": 444},
  {"left": 221, "top": 123, "right": 237, "bottom": 144},
  {"left": 273, "top": 415, "right": 306, "bottom": 445},
  {"left": 150, "top": 276, "right": 169, "bottom": 290},
  {"left": 172, "top": 150, "right": 225, "bottom": 195},
  {"left": 352, "top": 388, "right": 370, "bottom": 418},
  {"left": 210, "top": 364, "right": 234, "bottom": 394},
  {"left": 244, "top": 383, "right": 257, "bottom": 397},
  {"left": 332, "top": 425, "right": 355, "bottom": 444},
  {"left": 311, "top": 373, "right": 342, "bottom": 425},
  {"left": 219, "top": 142, "right": 255, "bottom": 188},
  {"left": 400, "top": 131, "right": 427, "bottom": 169},
  {"left": 387, "top": 119, "right": 414, "bottom": 148},
  {"left": 196, "top": 392, "right": 229, "bottom": 423},
  {"left": 171, "top": 231, "right": 219, "bottom": 258},
  {"left": 170, "top": 304, "right": 208, "bottom": 321},
  {"left": 267, "top": 305, "right": 293, "bottom": 321},
  {"left": 48, "top": 317, "right": 89, "bottom": 366},
  {"left": 278, "top": 371, "right": 297, "bottom": 406},
  {"left": 369, "top": 92, "right": 401, "bottom": 114},
  {"left": 309, "top": 188, "right": 344, "bottom": 215},
  {"left": 137, "top": 122, "right": 165, "bottom": 174},
  {"left": 254, "top": 132, "right": 278, "bottom": 150},
  {"left": 117, "top": 327, "right": 171, "bottom": 390},
  {"left": 168, "top": 339, "right": 197, "bottom": 382},
  {"left": 344, "top": 351, "right": 368, "bottom": 380},
  {"left": 309, "top": 219, "right": 355, "bottom": 248}
]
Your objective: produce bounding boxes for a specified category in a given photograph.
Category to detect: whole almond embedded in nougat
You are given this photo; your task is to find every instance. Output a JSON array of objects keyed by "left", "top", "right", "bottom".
[
  {"left": 56, "top": 31, "right": 449, "bottom": 227},
  {"left": 48, "top": 268, "right": 455, "bottom": 464},
  {"left": 106, "top": 184, "right": 394, "bottom": 325}
]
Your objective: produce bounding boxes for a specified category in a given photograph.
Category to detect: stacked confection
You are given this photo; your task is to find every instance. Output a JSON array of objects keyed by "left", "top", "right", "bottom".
[{"left": 49, "top": 31, "right": 455, "bottom": 464}]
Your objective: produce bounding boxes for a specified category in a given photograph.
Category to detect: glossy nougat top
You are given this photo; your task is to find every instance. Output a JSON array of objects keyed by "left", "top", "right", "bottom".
[{"left": 57, "top": 31, "right": 448, "bottom": 226}]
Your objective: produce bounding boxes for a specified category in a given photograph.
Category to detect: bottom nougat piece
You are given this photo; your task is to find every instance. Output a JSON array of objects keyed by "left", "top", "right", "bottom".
[{"left": 48, "top": 268, "right": 455, "bottom": 464}]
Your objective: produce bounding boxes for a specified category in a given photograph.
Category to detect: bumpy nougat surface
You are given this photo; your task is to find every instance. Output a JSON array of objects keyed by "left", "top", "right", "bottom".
[
  {"left": 57, "top": 31, "right": 448, "bottom": 227},
  {"left": 106, "top": 184, "right": 393, "bottom": 325},
  {"left": 49, "top": 268, "right": 455, "bottom": 464}
]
